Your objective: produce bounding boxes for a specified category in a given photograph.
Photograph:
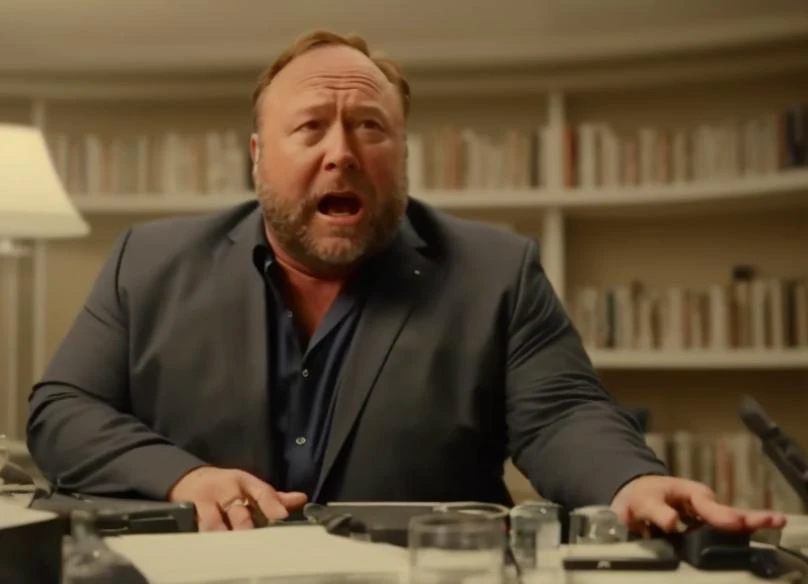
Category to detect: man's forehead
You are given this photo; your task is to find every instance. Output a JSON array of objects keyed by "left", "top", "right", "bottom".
[{"left": 265, "top": 45, "right": 396, "bottom": 106}]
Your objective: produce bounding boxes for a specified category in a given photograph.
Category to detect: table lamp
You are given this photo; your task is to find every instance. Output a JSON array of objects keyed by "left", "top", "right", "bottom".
[{"left": 0, "top": 123, "right": 89, "bottom": 441}]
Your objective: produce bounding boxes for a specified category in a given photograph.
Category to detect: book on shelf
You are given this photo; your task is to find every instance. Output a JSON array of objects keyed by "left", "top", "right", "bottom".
[
  {"left": 404, "top": 103, "right": 806, "bottom": 193},
  {"left": 45, "top": 130, "right": 254, "bottom": 198},
  {"left": 406, "top": 127, "right": 548, "bottom": 192},
  {"left": 644, "top": 430, "right": 805, "bottom": 513},
  {"left": 572, "top": 269, "right": 808, "bottom": 351},
  {"left": 564, "top": 102, "right": 808, "bottom": 189}
]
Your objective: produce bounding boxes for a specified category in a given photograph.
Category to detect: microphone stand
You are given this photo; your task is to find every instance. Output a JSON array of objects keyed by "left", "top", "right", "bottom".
[{"left": 738, "top": 394, "right": 808, "bottom": 511}]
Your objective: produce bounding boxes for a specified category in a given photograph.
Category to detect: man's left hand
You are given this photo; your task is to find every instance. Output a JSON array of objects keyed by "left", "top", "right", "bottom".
[{"left": 611, "top": 475, "right": 787, "bottom": 534}]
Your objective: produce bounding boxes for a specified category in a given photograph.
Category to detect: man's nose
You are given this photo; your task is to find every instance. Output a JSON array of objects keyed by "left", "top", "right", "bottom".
[{"left": 323, "top": 126, "right": 359, "bottom": 172}]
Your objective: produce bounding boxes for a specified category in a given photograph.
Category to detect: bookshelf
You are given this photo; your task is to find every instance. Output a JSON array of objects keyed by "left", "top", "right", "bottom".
[
  {"left": 69, "top": 168, "right": 808, "bottom": 215},
  {"left": 589, "top": 349, "right": 808, "bottom": 370},
  {"left": 1, "top": 38, "right": 807, "bottom": 509}
]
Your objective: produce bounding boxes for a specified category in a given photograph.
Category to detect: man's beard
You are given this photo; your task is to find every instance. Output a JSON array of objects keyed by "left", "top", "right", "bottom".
[{"left": 256, "top": 176, "right": 407, "bottom": 274}]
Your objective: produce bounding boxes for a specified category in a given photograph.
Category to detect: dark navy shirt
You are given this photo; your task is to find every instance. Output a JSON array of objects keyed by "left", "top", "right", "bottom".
[{"left": 252, "top": 241, "right": 368, "bottom": 498}]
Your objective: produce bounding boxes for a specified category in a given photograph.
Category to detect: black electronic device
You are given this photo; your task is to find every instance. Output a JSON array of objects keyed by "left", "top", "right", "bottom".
[
  {"left": 2, "top": 459, "right": 198, "bottom": 537},
  {"left": 641, "top": 522, "right": 808, "bottom": 581},
  {"left": 668, "top": 523, "right": 753, "bottom": 571},
  {"left": 30, "top": 491, "right": 198, "bottom": 537},
  {"left": 563, "top": 540, "right": 681, "bottom": 571},
  {"left": 303, "top": 502, "right": 438, "bottom": 547},
  {"left": 563, "top": 556, "right": 681, "bottom": 571}
]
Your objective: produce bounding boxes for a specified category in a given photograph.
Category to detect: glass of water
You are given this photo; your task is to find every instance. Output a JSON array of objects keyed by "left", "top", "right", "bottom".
[
  {"left": 408, "top": 512, "right": 505, "bottom": 584},
  {"left": 508, "top": 501, "right": 561, "bottom": 571},
  {"left": 432, "top": 502, "right": 509, "bottom": 522},
  {"left": 567, "top": 505, "right": 629, "bottom": 547}
]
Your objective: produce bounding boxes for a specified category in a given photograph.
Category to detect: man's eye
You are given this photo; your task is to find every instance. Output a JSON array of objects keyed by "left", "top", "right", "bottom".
[
  {"left": 299, "top": 121, "right": 320, "bottom": 131},
  {"left": 359, "top": 120, "right": 382, "bottom": 130}
]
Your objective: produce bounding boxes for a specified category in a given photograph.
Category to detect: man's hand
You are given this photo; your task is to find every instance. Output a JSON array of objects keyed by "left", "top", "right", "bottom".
[
  {"left": 611, "top": 475, "right": 787, "bottom": 534},
  {"left": 168, "top": 466, "right": 308, "bottom": 531}
]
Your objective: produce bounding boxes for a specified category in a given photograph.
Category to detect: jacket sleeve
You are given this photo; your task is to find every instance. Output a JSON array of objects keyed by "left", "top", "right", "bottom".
[
  {"left": 505, "top": 239, "right": 668, "bottom": 509},
  {"left": 26, "top": 229, "right": 208, "bottom": 499}
]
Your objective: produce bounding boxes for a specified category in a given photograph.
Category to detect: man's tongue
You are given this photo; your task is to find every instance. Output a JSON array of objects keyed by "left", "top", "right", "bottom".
[{"left": 319, "top": 194, "right": 360, "bottom": 217}]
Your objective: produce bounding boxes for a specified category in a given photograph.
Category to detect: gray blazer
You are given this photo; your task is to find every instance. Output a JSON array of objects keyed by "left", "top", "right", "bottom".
[{"left": 27, "top": 199, "right": 667, "bottom": 508}]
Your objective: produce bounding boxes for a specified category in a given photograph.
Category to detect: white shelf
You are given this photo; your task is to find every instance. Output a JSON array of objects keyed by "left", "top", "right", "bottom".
[
  {"left": 71, "top": 194, "right": 253, "bottom": 213},
  {"left": 70, "top": 169, "right": 808, "bottom": 215},
  {"left": 589, "top": 349, "right": 808, "bottom": 370},
  {"left": 556, "top": 169, "right": 808, "bottom": 207}
]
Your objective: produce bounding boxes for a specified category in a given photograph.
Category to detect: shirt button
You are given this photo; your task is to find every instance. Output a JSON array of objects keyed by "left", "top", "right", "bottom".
[
  {"left": 302, "top": 369, "right": 309, "bottom": 378},
  {"left": 295, "top": 437, "right": 307, "bottom": 446},
  {"left": 286, "top": 310, "right": 293, "bottom": 319}
]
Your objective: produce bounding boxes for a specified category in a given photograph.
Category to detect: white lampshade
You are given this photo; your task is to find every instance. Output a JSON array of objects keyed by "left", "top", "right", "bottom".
[{"left": 0, "top": 123, "right": 89, "bottom": 239}]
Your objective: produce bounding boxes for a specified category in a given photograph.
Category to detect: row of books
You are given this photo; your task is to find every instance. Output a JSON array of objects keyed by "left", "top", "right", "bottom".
[
  {"left": 645, "top": 431, "right": 804, "bottom": 513},
  {"left": 48, "top": 106, "right": 804, "bottom": 198},
  {"left": 571, "top": 274, "right": 808, "bottom": 351},
  {"left": 566, "top": 104, "right": 807, "bottom": 189},
  {"left": 405, "top": 104, "right": 807, "bottom": 191},
  {"left": 406, "top": 128, "right": 544, "bottom": 191},
  {"left": 46, "top": 130, "right": 254, "bottom": 197}
]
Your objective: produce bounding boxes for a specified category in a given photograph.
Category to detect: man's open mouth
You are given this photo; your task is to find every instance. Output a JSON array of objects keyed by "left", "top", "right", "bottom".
[{"left": 317, "top": 192, "right": 364, "bottom": 218}]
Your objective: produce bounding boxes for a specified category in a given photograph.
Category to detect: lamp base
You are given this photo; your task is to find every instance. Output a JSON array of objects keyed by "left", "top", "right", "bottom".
[
  {"left": 0, "top": 238, "right": 29, "bottom": 258},
  {"left": 0, "top": 238, "right": 25, "bottom": 438}
]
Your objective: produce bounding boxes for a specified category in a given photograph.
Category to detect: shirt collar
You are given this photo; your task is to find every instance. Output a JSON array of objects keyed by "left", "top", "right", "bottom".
[{"left": 251, "top": 216, "right": 276, "bottom": 277}]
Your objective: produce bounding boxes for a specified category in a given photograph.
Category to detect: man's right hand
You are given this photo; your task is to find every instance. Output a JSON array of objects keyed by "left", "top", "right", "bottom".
[{"left": 167, "top": 466, "right": 308, "bottom": 531}]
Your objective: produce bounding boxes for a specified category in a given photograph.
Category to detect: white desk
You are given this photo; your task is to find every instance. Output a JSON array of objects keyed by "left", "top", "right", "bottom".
[
  {"left": 105, "top": 525, "right": 808, "bottom": 584},
  {"left": 4, "top": 496, "right": 804, "bottom": 584}
]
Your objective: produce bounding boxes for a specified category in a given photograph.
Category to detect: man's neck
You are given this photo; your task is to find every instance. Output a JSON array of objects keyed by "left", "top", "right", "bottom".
[{"left": 265, "top": 230, "right": 351, "bottom": 340}]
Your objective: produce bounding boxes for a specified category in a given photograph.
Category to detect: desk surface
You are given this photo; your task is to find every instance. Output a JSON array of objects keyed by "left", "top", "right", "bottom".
[
  {"left": 4, "top": 495, "right": 804, "bottom": 584},
  {"left": 104, "top": 526, "right": 807, "bottom": 584}
]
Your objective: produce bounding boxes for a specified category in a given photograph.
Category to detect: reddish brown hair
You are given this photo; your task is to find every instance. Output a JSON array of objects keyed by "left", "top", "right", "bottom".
[{"left": 251, "top": 30, "right": 411, "bottom": 129}]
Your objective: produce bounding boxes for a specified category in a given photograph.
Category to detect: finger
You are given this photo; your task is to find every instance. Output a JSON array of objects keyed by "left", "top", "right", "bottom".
[
  {"left": 688, "top": 493, "right": 744, "bottom": 531},
  {"left": 226, "top": 503, "right": 255, "bottom": 531},
  {"left": 742, "top": 510, "right": 787, "bottom": 531},
  {"left": 638, "top": 501, "right": 681, "bottom": 533},
  {"left": 238, "top": 474, "right": 288, "bottom": 520},
  {"left": 277, "top": 491, "right": 308, "bottom": 511},
  {"left": 196, "top": 501, "right": 228, "bottom": 532}
]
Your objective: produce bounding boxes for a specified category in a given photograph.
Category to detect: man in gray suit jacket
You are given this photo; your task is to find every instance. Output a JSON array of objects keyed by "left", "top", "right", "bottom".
[{"left": 27, "top": 30, "right": 785, "bottom": 534}]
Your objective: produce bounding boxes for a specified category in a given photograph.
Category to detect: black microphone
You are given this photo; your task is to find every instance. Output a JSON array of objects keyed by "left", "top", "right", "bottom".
[{"left": 738, "top": 395, "right": 808, "bottom": 510}]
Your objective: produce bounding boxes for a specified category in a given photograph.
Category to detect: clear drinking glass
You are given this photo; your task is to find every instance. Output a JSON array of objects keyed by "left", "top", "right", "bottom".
[
  {"left": 508, "top": 501, "right": 561, "bottom": 571},
  {"left": 567, "top": 505, "right": 628, "bottom": 548},
  {"left": 432, "top": 502, "right": 509, "bottom": 522},
  {"left": 62, "top": 510, "right": 136, "bottom": 583},
  {"left": 408, "top": 512, "right": 505, "bottom": 584}
]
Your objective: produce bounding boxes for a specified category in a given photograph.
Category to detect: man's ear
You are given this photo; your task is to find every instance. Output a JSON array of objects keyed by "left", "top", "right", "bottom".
[{"left": 249, "top": 132, "right": 261, "bottom": 163}]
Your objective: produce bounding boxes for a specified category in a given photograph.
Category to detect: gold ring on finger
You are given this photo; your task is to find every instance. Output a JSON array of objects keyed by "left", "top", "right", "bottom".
[{"left": 221, "top": 497, "right": 251, "bottom": 513}]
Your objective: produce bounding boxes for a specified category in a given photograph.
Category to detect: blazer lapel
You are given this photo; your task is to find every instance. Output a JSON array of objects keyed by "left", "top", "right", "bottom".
[
  {"left": 215, "top": 206, "right": 276, "bottom": 484},
  {"left": 315, "top": 219, "right": 439, "bottom": 499}
]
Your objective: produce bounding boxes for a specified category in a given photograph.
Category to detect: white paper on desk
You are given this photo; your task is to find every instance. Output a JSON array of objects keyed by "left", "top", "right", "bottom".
[
  {"left": 105, "top": 525, "right": 408, "bottom": 583},
  {"left": 0, "top": 498, "right": 57, "bottom": 529}
]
